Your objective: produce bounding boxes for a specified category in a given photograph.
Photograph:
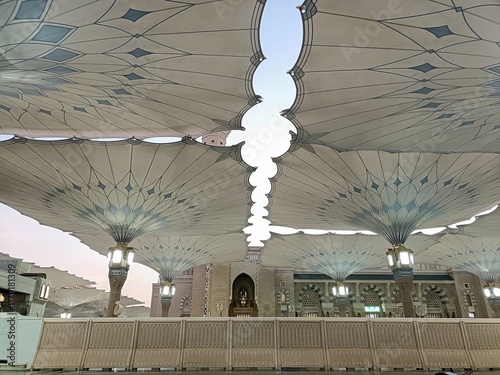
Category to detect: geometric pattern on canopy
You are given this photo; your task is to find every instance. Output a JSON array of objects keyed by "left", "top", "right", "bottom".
[
  {"left": 74, "top": 232, "right": 248, "bottom": 282},
  {"left": 0, "top": 137, "right": 254, "bottom": 243},
  {"left": 262, "top": 233, "right": 440, "bottom": 281},
  {"left": 269, "top": 143, "right": 500, "bottom": 244},
  {"left": 284, "top": 0, "right": 500, "bottom": 153},
  {"left": 0, "top": 0, "right": 265, "bottom": 138},
  {"left": 421, "top": 234, "right": 500, "bottom": 283},
  {"left": 131, "top": 234, "right": 248, "bottom": 281}
]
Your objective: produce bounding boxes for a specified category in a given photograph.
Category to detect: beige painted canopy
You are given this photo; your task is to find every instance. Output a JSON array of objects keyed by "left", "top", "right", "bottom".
[
  {"left": 262, "top": 233, "right": 440, "bottom": 280},
  {"left": 421, "top": 234, "right": 500, "bottom": 283},
  {"left": 0, "top": 0, "right": 265, "bottom": 138},
  {"left": 285, "top": 0, "right": 500, "bottom": 152},
  {"left": 269, "top": 143, "right": 500, "bottom": 244},
  {"left": 456, "top": 206, "right": 500, "bottom": 238},
  {"left": 0, "top": 137, "right": 254, "bottom": 243}
]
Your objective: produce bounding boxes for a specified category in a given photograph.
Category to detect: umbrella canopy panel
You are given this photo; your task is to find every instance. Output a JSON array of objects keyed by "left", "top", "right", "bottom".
[
  {"left": 0, "top": 0, "right": 265, "bottom": 138},
  {"left": 269, "top": 143, "right": 500, "bottom": 244},
  {"left": 262, "top": 232, "right": 439, "bottom": 280},
  {"left": 285, "top": 0, "right": 500, "bottom": 153},
  {"left": 0, "top": 137, "right": 254, "bottom": 243},
  {"left": 76, "top": 232, "right": 248, "bottom": 281},
  {"left": 422, "top": 234, "right": 500, "bottom": 283}
]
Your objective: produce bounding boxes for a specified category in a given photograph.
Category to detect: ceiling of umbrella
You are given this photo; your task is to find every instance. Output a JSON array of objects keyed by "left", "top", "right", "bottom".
[
  {"left": 284, "top": 0, "right": 500, "bottom": 153},
  {"left": 0, "top": 0, "right": 265, "bottom": 138},
  {"left": 421, "top": 234, "right": 500, "bottom": 283},
  {"left": 48, "top": 286, "right": 108, "bottom": 309},
  {"left": 44, "top": 290, "right": 144, "bottom": 317},
  {"left": 75, "top": 232, "right": 249, "bottom": 281},
  {"left": 269, "top": 143, "right": 500, "bottom": 245},
  {"left": 0, "top": 137, "right": 254, "bottom": 244},
  {"left": 0, "top": 252, "right": 95, "bottom": 288},
  {"left": 262, "top": 232, "right": 440, "bottom": 281},
  {"left": 456, "top": 206, "right": 500, "bottom": 238}
]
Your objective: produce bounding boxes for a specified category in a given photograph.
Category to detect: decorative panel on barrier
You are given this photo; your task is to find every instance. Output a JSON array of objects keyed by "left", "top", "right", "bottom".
[
  {"left": 132, "top": 320, "right": 182, "bottom": 369},
  {"left": 418, "top": 320, "right": 471, "bottom": 369},
  {"left": 82, "top": 320, "right": 135, "bottom": 369},
  {"left": 325, "top": 319, "right": 372, "bottom": 369},
  {"left": 464, "top": 321, "right": 500, "bottom": 369},
  {"left": 232, "top": 319, "right": 276, "bottom": 368},
  {"left": 32, "top": 319, "right": 89, "bottom": 370},
  {"left": 182, "top": 320, "right": 228, "bottom": 368},
  {"left": 371, "top": 320, "right": 422, "bottom": 369},
  {"left": 279, "top": 320, "right": 325, "bottom": 368}
]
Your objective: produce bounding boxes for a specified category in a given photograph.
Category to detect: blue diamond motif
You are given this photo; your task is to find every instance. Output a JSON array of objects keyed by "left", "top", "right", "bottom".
[
  {"left": 437, "top": 113, "right": 453, "bottom": 119},
  {"left": 371, "top": 205, "right": 380, "bottom": 214},
  {"left": 95, "top": 205, "right": 104, "bottom": 215},
  {"left": 371, "top": 181, "right": 379, "bottom": 190},
  {"left": 411, "top": 63, "right": 436, "bottom": 73},
  {"left": 419, "top": 202, "right": 429, "bottom": 212},
  {"left": 113, "top": 89, "right": 130, "bottom": 95},
  {"left": 406, "top": 200, "right": 417, "bottom": 212},
  {"left": 460, "top": 120, "right": 474, "bottom": 126},
  {"left": 412, "top": 87, "right": 434, "bottom": 95},
  {"left": 147, "top": 187, "right": 155, "bottom": 195},
  {"left": 33, "top": 25, "right": 71, "bottom": 43},
  {"left": 488, "top": 65, "right": 500, "bottom": 75},
  {"left": 353, "top": 187, "right": 361, "bottom": 193},
  {"left": 164, "top": 193, "right": 172, "bottom": 199},
  {"left": 40, "top": 109, "right": 51, "bottom": 115},
  {"left": 444, "top": 178, "right": 453, "bottom": 186},
  {"left": 44, "top": 66, "right": 77, "bottom": 74},
  {"left": 494, "top": 125, "right": 500, "bottom": 130},
  {"left": 125, "top": 73, "right": 144, "bottom": 80},
  {"left": 56, "top": 188, "right": 65, "bottom": 194},
  {"left": 107, "top": 204, "right": 118, "bottom": 215},
  {"left": 420, "top": 176, "right": 429, "bottom": 185},
  {"left": 458, "top": 183, "right": 468, "bottom": 190},
  {"left": 43, "top": 48, "right": 79, "bottom": 62},
  {"left": 392, "top": 201, "right": 403, "bottom": 212},
  {"left": 125, "top": 183, "right": 133, "bottom": 192},
  {"left": 129, "top": 48, "right": 153, "bottom": 58},
  {"left": 339, "top": 192, "right": 347, "bottom": 198},
  {"left": 178, "top": 198, "right": 187, "bottom": 203},
  {"left": 421, "top": 102, "right": 440, "bottom": 109},
  {"left": 97, "top": 99, "right": 111, "bottom": 105},
  {"left": 73, "top": 106, "right": 86, "bottom": 112},
  {"left": 122, "top": 205, "right": 131, "bottom": 215},
  {"left": 122, "top": 9, "right": 150, "bottom": 21},
  {"left": 72, "top": 183, "right": 81, "bottom": 191},
  {"left": 382, "top": 203, "right": 390, "bottom": 213},
  {"left": 15, "top": 0, "right": 48, "bottom": 19},
  {"left": 98, "top": 181, "right": 106, "bottom": 190},
  {"left": 134, "top": 207, "right": 142, "bottom": 216},
  {"left": 393, "top": 178, "right": 401, "bottom": 187},
  {"left": 424, "top": 25, "right": 453, "bottom": 38},
  {"left": 326, "top": 199, "right": 335, "bottom": 204}
]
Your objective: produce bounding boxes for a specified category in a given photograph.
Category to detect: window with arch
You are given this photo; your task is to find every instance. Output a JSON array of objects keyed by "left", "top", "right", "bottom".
[
  {"left": 425, "top": 290, "right": 443, "bottom": 318},
  {"left": 181, "top": 296, "right": 192, "bottom": 317},
  {"left": 363, "top": 290, "right": 381, "bottom": 318},
  {"left": 302, "top": 289, "right": 320, "bottom": 317}
]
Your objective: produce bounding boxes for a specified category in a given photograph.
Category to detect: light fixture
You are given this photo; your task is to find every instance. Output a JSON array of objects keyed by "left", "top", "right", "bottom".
[
  {"left": 332, "top": 281, "right": 349, "bottom": 297},
  {"left": 107, "top": 243, "right": 134, "bottom": 268},
  {"left": 483, "top": 283, "right": 500, "bottom": 303},
  {"left": 386, "top": 245, "right": 414, "bottom": 270},
  {"left": 39, "top": 284, "right": 50, "bottom": 300},
  {"left": 161, "top": 281, "right": 176, "bottom": 297},
  {"left": 60, "top": 311, "right": 71, "bottom": 319}
]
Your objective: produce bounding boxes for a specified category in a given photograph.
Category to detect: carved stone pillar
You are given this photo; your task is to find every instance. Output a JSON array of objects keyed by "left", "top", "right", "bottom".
[{"left": 106, "top": 268, "right": 127, "bottom": 317}]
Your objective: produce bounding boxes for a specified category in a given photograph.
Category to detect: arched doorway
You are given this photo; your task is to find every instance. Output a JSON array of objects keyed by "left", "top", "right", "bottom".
[{"left": 229, "top": 273, "right": 258, "bottom": 317}]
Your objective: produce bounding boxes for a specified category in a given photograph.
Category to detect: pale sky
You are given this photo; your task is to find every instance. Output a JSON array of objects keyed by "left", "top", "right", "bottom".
[{"left": 0, "top": 0, "right": 302, "bottom": 306}]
